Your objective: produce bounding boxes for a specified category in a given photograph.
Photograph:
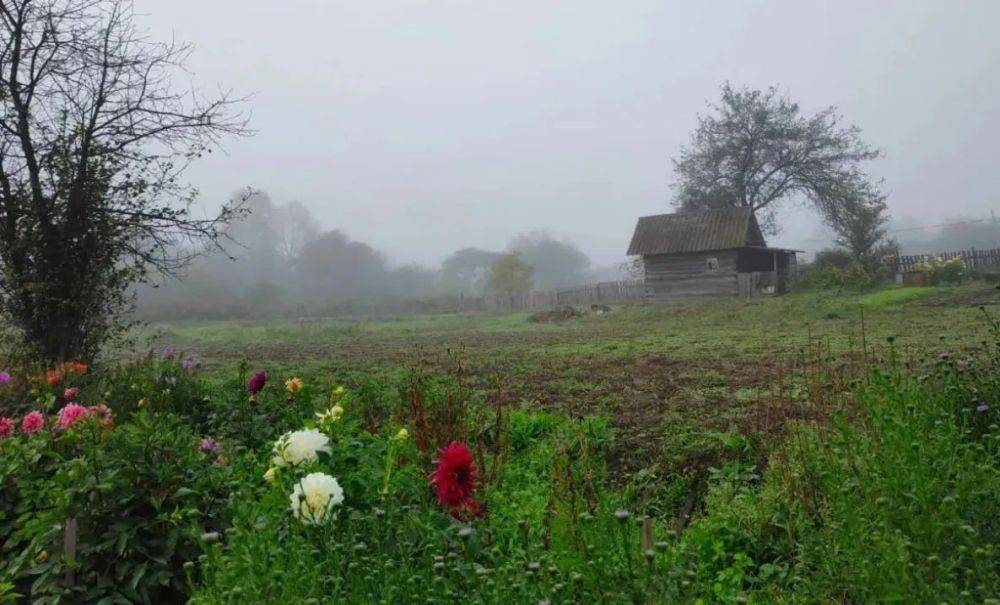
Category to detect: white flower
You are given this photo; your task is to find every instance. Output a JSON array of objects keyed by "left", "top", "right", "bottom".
[
  {"left": 290, "top": 472, "right": 344, "bottom": 525},
  {"left": 272, "top": 429, "right": 331, "bottom": 467},
  {"left": 315, "top": 404, "right": 344, "bottom": 425},
  {"left": 263, "top": 466, "right": 278, "bottom": 484}
]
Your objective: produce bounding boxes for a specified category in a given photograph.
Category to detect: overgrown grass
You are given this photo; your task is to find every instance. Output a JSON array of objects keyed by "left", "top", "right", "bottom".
[{"left": 5, "top": 284, "right": 1000, "bottom": 603}]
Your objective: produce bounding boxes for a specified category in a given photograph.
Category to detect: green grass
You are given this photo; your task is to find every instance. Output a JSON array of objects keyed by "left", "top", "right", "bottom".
[
  {"left": 146, "top": 283, "right": 998, "bottom": 477},
  {"left": 7, "top": 282, "right": 1000, "bottom": 603},
  {"left": 858, "top": 285, "right": 939, "bottom": 306}
]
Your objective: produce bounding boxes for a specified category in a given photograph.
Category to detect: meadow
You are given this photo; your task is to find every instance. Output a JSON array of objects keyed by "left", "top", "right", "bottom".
[
  {"left": 153, "top": 283, "right": 994, "bottom": 477},
  {"left": 3, "top": 282, "right": 999, "bottom": 603}
]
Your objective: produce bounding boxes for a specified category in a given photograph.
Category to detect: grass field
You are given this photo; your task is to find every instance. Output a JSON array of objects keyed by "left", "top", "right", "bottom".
[
  {"left": 7, "top": 283, "right": 1000, "bottom": 603},
  {"left": 148, "top": 283, "right": 998, "bottom": 478}
]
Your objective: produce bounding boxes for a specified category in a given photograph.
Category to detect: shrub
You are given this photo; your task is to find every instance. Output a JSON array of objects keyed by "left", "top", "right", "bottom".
[
  {"left": 813, "top": 247, "right": 854, "bottom": 269},
  {"left": 913, "top": 256, "right": 966, "bottom": 285},
  {"left": 1, "top": 409, "right": 240, "bottom": 603}
]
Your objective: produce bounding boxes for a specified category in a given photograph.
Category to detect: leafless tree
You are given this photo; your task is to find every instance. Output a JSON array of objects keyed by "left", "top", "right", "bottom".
[{"left": 0, "top": 0, "right": 249, "bottom": 361}]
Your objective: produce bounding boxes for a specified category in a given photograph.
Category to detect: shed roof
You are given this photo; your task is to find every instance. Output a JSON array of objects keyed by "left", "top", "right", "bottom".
[{"left": 626, "top": 208, "right": 766, "bottom": 255}]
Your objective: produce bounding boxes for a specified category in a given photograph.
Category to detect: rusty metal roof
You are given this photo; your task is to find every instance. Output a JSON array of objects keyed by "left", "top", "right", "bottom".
[{"left": 626, "top": 208, "right": 764, "bottom": 255}]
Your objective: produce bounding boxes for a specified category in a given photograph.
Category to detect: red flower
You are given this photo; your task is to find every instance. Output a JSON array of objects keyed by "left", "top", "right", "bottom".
[
  {"left": 246, "top": 371, "right": 267, "bottom": 395},
  {"left": 431, "top": 442, "right": 479, "bottom": 517},
  {"left": 45, "top": 369, "right": 63, "bottom": 386}
]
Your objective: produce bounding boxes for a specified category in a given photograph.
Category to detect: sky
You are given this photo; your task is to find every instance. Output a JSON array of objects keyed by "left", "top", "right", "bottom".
[{"left": 141, "top": 0, "right": 1000, "bottom": 267}]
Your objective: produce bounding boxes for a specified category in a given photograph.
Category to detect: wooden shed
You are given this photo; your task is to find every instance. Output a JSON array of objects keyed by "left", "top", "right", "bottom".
[{"left": 626, "top": 208, "right": 799, "bottom": 300}]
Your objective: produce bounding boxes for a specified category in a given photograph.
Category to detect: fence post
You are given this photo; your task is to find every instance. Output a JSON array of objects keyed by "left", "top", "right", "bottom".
[{"left": 64, "top": 516, "right": 77, "bottom": 587}]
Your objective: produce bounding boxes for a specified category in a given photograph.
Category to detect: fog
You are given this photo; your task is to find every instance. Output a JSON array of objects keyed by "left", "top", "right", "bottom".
[{"left": 133, "top": 0, "right": 1000, "bottom": 316}]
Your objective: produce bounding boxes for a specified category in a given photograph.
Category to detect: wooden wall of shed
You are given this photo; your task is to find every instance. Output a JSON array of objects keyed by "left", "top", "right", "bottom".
[{"left": 642, "top": 250, "right": 739, "bottom": 299}]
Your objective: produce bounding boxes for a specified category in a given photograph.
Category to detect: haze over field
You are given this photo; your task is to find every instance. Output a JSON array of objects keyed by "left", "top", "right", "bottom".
[{"left": 139, "top": 0, "right": 999, "bottom": 269}]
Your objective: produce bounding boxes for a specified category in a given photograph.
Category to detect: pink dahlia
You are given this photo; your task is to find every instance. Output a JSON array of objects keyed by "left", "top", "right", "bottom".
[
  {"left": 88, "top": 405, "right": 115, "bottom": 430},
  {"left": 63, "top": 387, "right": 79, "bottom": 401},
  {"left": 57, "top": 404, "right": 90, "bottom": 429},
  {"left": 21, "top": 411, "right": 45, "bottom": 435},
  {"left": 0, "top": 416, "right": 13, "bottom": 439},
  {"left": 198, "top": 437, "right": 221, "bottom": 453}
]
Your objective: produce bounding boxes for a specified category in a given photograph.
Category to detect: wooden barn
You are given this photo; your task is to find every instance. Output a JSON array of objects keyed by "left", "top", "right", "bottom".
[{"left": 626, "top": 208, "right": 799, "bottom": 300}]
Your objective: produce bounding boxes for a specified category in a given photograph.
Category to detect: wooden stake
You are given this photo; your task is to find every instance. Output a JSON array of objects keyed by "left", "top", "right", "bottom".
[{"left": 64, "top": 517, "right": 77, "bottom": 587}]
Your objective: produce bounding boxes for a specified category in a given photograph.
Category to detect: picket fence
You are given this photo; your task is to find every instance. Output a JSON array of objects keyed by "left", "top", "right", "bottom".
[{"left": 893, "top": 247, "right": 1000, "bottom": 274}]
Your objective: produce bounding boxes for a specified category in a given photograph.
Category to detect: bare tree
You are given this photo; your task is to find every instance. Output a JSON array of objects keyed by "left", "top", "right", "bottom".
[
  {"left": 673, "top": 83, "right": 882, "bottom": 234},
  {"left": 0, "top": 0, "right": 249, "bottom": 361}
]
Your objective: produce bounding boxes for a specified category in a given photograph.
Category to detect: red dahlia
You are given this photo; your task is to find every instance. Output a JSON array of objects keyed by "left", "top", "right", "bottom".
[
  {"left": 431, "top": 442, "right": 479, "bottom": 517},
  {"left": 246, "top": 371, "right": 267, "bottom": 395}
]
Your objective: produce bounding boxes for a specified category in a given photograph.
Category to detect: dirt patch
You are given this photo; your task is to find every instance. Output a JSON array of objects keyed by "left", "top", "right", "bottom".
[{"left": 529, "top": 305, "right": 583, "bottom": 323}]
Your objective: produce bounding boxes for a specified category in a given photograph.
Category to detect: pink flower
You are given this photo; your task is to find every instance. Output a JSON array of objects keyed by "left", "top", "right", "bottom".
[
  {"left": 0, "top": 417, "right": 13, "bottom": 439},
  {"left": 57, "top": 404, "right": 90, "bottom": 429},
  {"left": 21, "top": 411, "right": 44, "bottom": 435},
  {"left": 63, "top": 387, "right": 79, "bottom": 401},
  {"left": 198, "top": 437, "right": 221, "bottom": 453},
  {"left": 0, "top": 371, "right": 11, "bottom": 384},
  {"left": 88, "top": 405, "right": 114, "bottom": 430}
]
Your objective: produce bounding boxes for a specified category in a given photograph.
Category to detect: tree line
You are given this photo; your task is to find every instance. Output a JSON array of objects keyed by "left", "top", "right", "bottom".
[{"left": 133, "top": 191, "right": 597, "bottom": 320}]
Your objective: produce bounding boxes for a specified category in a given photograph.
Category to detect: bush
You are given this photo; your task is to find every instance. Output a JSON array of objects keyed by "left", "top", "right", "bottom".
[
  {"left": 796, "top": 260, "right": 890, "bottom": 291},
  {"left": 912, "top": 256, "right": 966, "bottom": 285},
  {"left": 813, "top": 247, "right": 854, "bottom": 269},
  {"left": 1, "top": 409, "right": 241, "bottom": 603}
]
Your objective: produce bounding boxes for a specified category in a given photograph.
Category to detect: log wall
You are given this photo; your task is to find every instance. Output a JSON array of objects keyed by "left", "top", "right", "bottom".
[{"left": 642, "top": 251, "right": 739, "bottom": 299}]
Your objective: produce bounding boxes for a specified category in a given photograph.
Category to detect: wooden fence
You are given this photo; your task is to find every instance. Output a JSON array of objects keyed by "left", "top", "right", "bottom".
[
  {"left": 550, "top": 280, "right": 646, "bottom": 306},
  {"left": 471, "top": 280, "right": 646, "bottom": 312},
  {"left": 893, "top": 247, "right": 1000, "bottom": 274}
]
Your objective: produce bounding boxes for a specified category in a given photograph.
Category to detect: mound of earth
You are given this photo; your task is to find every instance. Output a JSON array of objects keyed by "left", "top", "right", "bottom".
[{"left": 529, "top": 305, "right": 583, "bottom": 323}]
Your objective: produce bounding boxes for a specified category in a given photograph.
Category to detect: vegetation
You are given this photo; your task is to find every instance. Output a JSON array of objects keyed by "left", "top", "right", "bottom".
[
  {"left": 912, "top": 256, "right": 968, "bottom": 285},
  {"left": 0, "top": 0, "right": 248, "bottom": 362},
  {"left": 133, "top": 192, "right": 605, "bottom": 323},
  {"left": 2, "top": 283, "right": 998, "bottom": 603},
  {"left": 487, "top": 251, "right": 534, "bottom": 302},
  {"left": 672, "top": 82, "right": 891, "bottom": 263}
]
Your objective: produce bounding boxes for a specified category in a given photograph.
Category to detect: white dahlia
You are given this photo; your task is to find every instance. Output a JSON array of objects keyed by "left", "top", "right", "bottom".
[
  {"left": 290, "top": 472, "right": 344, "bottom": 525},
  {"left": 272, "top": 428, "right": 331, "bottom": 467}
]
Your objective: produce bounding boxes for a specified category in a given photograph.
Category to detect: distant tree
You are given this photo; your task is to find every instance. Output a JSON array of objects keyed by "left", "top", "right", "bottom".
[
  {"left": 217, "top": 191, "right": 280, "bottom": 285},
  {"left": 441, "top": 247, "right": 503, "bottom": 295},
  {"left": 274, "top": 200, "right": 319, "bottom": 264},
  {"left": 295, "top": 230, "right": 387, "bottom": 298},
  {"left": 673, "top": 83, "right": 882, "bottom": 234},
  {"left": 387, "top": 264, "right": 438, "bottom": 299},
  {"left": 508, "top": 232, "right": 590, "bottom": 288},
  {"left": 488, "top": 251, "right": 533, "bottom": 303},
  {"left": 0, "top": 0, "right": 248, "bottom": 361},
  {"left": 893, "top": 214, "right": 1000, "bottom": 255}
]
